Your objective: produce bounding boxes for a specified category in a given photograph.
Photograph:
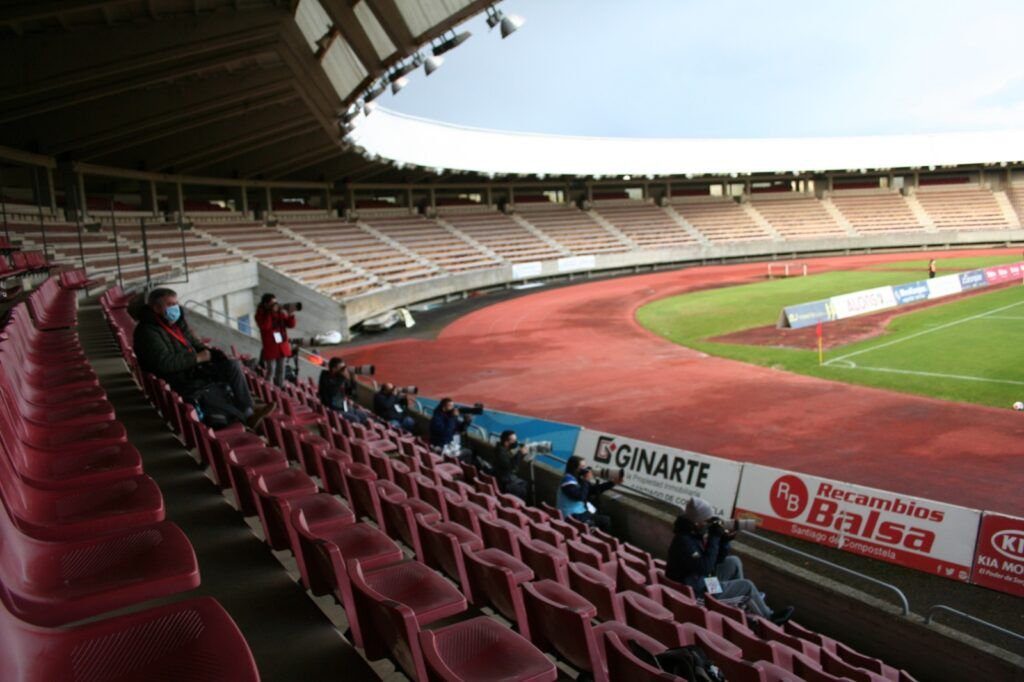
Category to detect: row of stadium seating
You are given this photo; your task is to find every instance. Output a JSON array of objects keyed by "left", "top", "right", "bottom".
[
  {"left": 95, "top": 290, "right": 920, "bottom": 681},
  {"left": 0, "top": 273, "right": 258, "bottom": 681},
  {"left": 2, "top": 183, "right": 1020, "bottom": 297}
]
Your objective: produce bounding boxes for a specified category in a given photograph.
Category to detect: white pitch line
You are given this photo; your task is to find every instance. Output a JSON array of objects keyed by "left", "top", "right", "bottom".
[
  {"left": 824, "top": 299, "right": 1024, "bottom": 366},
  {"left": 832, "top": 364, "right": 1024, "bottom": 387},
  {"left": 982, "top": 315, "right": 1024, "bottom": 320}
]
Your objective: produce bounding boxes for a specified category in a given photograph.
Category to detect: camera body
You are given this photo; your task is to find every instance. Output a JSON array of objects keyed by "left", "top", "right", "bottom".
[{"left": 709, "top": 517, "right": 759, "bottom": 533}]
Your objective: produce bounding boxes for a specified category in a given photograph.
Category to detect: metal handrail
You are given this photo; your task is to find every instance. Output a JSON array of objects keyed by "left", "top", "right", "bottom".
[
  {"left": 924, "top": 605, "right": 1024, "bottom": 644},
  {"left": 742, "top": 532, "right": 910, "bottom": 616}
]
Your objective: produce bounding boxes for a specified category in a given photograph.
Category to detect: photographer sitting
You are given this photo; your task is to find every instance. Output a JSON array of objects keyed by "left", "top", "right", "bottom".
[
  {"left": 318, "top": 358, "right": 368, "bottom": 424},
  {"left": 556, "top": 456, "right": 621, "bottom": 532},
  {"left": 425, "top": 395, "right": 473, "bottom": 458},
  {"left": 255, "top": 293, "right": 296, "bottom": 387},
  {"left": 494, "top": 430, "right": 531, "bottom": 502},
  {"left": 133, "top": 288, "right": 273, "bottom": 429},
  {"left": 373, "top": 383, "right": 415, "bottom": 432},
  {"left": 666, "top": 497, "right": 793, "bottom": 625}
]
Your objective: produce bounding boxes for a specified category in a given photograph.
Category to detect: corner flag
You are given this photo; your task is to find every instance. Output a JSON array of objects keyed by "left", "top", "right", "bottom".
[{"left": 816, "top": 322, "right": 824, "bottom": 366}]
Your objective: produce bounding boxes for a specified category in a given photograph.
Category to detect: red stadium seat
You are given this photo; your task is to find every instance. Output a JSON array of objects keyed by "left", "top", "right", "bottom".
[
  {"left": 278, "top": 493, "right": 354, "bottom": 593},
  {"left": 416, "top": 515, "right": 483, "bottom": 599},
  {"left": 462, "top": 546, "right": 534, "bottom": 635},
  {"left": 602, "top": 630, "right": 681, "bottom": 682},
  {"left": 518, "top": 537, "right": 570, "bottom": 585},
  {"left": 479, "top": 514, "right": 530, "bottom": 559},
  {"left": 568, "top": 561, "right": 623, "bottom": 622},
  {"left": 620, "top": 591, "right": 692, "bottom": 648},
  {"left": 378, "top": 489, "right": 440, "bottom": 560},
  {"left": 250, "top": 468, "right": 318, "bottom": 550},
  {"left": 418, "top": 616, "right": 558, "bottom": 682}
]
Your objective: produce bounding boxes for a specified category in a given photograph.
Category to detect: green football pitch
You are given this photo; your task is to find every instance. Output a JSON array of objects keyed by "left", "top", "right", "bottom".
[{"left": 636, "top": 255, "right": 1024, "bottom": 409}]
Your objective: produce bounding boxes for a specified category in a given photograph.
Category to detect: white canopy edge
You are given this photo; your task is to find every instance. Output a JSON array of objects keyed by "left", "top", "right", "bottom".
[{"left": 350, "top": 107, "right": 1024, "bottom": 177}]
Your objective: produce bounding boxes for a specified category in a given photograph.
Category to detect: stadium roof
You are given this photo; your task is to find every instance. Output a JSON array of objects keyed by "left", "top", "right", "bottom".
[{"left": 350, "top": 107, "right": 1024, "bottom": 177}]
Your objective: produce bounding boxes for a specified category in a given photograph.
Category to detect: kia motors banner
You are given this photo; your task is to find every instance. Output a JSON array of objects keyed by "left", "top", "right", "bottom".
[
  {"left": 573, "top": 429, "right": 743, "bottom": 515},
  {"left": 970, "top": 512, "right": 1024, "bottom": 598},
  {"left": 983, "top": 261, "right": 1024, "bottom": 285},
  {"left": 735, "top": 464, "right": 981, "bottom": 581}
]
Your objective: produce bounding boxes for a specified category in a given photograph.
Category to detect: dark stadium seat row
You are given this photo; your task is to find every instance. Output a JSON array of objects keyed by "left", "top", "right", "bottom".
[{"left": 0, "top": 275, "right": 258, "bottom": 681}]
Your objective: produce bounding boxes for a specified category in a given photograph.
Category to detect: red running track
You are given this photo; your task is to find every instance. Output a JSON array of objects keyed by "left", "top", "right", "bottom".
[{"left": 338, "top": 249, "right": 1024, "bottom": 516}]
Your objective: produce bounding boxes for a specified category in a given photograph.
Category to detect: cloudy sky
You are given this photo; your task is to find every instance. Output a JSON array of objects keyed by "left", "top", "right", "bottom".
[{"left": 380, "top": 0, "right": 1024, "bottom": 139}]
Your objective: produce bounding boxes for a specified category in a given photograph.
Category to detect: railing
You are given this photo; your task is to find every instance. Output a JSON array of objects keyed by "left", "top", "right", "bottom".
[
  {"left": 741, "top": 532, "right": 910, "bottom": 616},
  {"left": 924, "top": 605, "right": 1024, "bottom": 644}
]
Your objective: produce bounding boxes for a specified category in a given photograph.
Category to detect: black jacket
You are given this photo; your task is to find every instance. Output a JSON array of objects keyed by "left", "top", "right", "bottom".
[
  {"left": 494, "top": 445, "right": 523, "bottom": 482},
  {"left": 429, "top": 409, "right": 461, "bottom": 448},
  {"left": 132, "top": 306, "right": 208, "bottom": 396},
  {"left": 373, "top": 392, "right": 406, "bottom": 421},
  {"left": 665, "top": 516, "right": 731, "bottom": 595},
  {"left": 318, "top": 370, "right": 354, "bottom": 409}
]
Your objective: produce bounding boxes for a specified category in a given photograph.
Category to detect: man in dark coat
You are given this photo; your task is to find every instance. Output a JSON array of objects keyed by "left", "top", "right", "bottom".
[
  {"left": 318, "top": 357, "right": 367, "bottom": 423},
  {"left": 133, "top": 288, "right": 269, "bottom": 427},
  {"left": 493, "top": 430, "right": 530, "bottom": 501}
]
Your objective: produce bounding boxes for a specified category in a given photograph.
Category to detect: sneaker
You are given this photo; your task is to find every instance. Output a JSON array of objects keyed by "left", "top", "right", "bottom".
[
  {"left": 245, "top": 402, "right": 276, "bottom": 431},
  {"left": 769, "top": 606, "right": 795, "bottom": 625}
]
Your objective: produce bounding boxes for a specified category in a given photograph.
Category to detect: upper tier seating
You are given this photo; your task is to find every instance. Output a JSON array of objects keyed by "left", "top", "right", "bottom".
[
  {"left": 914, "top": 185, "right": 1012, "bottom": 230},
  {"left": 671, "top": 199, "right": 773, "bottom": 242},
  {"left": 516, "top": 205, "right": 630, "bottom": 254},
  {"left": 829, "top": 191, "right": 924, "bottom": 234},
  {"left": 439, "top": 209, "right": 564, "bottom": 262},
  {"left": 592, "top": 202, "right": 698, "bottom": 249},
  {"left": 750, "top": 195, "right": 847, "bottom": 239},
  {"left": 360, "top": 214, "right": 501, "bottom": 273}
]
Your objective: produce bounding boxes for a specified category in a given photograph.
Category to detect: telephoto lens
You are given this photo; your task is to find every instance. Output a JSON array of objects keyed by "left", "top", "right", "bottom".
[
  {"left": 351, "top": 364, "right": 375, "bottom": 376},
  {"left": 281, "top": 301, "right": 303, "bottom": 312},
  {"left": 718, "top": 518, "right": 760, "bottom": 532},
  {"left": 399, "top": 385, "right": 418, "bottom": 395},
  {"left": 593, "top": 466, "right": 625, "bottom": 481}
]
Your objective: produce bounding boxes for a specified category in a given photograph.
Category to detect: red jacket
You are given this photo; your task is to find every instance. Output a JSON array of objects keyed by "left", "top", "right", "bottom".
[{"left": 255, "top": 306, "right": 296, "bottom": 360}]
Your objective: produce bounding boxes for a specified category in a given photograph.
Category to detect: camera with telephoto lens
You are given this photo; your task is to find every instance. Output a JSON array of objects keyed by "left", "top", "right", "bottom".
[
  {"left": 709, "top": 517, "right": 759, "bottom": 533},
  {"left": 398, "top": 385, "right": 418, "bottom": 395},
  {"left": 350, "top": 364, "right": 375, "bottom": 376},
  {"left": 455, "top": 402, "right": 484, "bottom": 416},
  {"left": 520, "top": 441, "right": 552, "bottom": 455},
  {"left": 581, "top": 465, "right": 625, "bottom": 482},
  {"left": 281, "top": 301, "right": 303, "bottom": 313}
]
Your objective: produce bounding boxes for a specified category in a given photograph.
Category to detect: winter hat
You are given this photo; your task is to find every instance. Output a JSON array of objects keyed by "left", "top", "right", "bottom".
[{"left": 683, "top": 496, "right": 714, "bottom": 524}]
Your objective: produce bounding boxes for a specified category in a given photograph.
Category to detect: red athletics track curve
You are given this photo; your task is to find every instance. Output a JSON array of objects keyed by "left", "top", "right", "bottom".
[{"left": 336, "top": 248, "right": 1024, "bottom": 516}]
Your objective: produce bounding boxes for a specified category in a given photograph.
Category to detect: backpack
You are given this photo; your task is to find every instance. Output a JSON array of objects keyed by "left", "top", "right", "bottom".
[
  {"left": 628, "top": 640, "right": 725, "bottom": 682},
  {"left": 189, "top": 382, "right": 245, "bottom": 429}
]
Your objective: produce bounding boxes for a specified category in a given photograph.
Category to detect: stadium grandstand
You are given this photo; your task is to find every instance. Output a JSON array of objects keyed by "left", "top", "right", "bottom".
[{"left": 1, "top": 2, "right": 1023, "bottom": 681}]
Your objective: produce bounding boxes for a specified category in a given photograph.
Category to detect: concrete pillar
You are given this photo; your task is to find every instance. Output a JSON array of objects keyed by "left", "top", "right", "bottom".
[
  {"left": 429, "top": 187, "right": 436, "bottom": 211},
  {"left": 406, "top": 187, "right": 413, "bottom": 209},
  {"left": 77, "top": 173, "right": 89, "bottom": 221},
  {"left": 33, "top": 167, "right": 55, "bottom": 213},
  {"left": 485, "top": 185, "right": 493, "bottom": 207},
  {"left": 665, "top": 180, "right": 672, "bottom": 201},
  {"left": 325, "top": 186, "right": 333, "bottom": 214},
  {"left": 240, "top": 184, "right": 249, "bottom": 216},
  {"left": 264, "top": 186, "right": 273, "bottom": 218},
  {"left": 141, "top": 180, "right": 160, "bottom": 216},
  {"left": 508, "top": 185, "right": 515, "bottom": 207},
  {"left": 347, "top": 186, "right": 355, "bottom": 216},
  {"left": 586, "top": 183, "right": 593, "bottom": 203},
  {"left": 172, "top": 182, "right": 185, "bottom": 218}
]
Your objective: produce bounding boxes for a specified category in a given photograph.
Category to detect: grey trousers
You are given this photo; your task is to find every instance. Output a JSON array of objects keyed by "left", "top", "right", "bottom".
[
  {"left": 267, "top": 357, "right": 286, "bottom": 386},
  {"left": 715, "top": 555, "right": 772, "bottom": 618}
]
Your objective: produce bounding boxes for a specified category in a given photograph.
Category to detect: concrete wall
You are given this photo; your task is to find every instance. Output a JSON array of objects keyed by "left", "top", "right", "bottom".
[
  {"left": 256, "top": 263, "right": 348, "bottom": 342},
  {"left": 169, "top": 261, "right": 258, "bottom": 309},
  {"left": 341, "top": 229, "right": 1024, "bottom": 327}
]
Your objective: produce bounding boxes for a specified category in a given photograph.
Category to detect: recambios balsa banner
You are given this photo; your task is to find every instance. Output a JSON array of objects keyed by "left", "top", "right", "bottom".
[
  {"left": 573, "top": 429, "right": 743, "bottom": 515},
  {"left": 970, "top": 512, "right": 1024, "bottom": 598},
  {"left": 734, "top": 464, "right": 981, "bottom": 582}
]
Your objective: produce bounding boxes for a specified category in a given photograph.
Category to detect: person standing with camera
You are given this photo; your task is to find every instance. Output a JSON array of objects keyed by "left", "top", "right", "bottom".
[
  {"left": 255, "top": 293, "right": 297, "bottom": 387},
  {"left": 556, "top": 456, "right": 622, "bottom": 532},
  {"left": 666, "top": 496, "right": 793, "bottom": 624}
]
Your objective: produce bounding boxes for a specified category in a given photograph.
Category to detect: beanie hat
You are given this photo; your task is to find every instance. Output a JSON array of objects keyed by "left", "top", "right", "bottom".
[{"left": 683, "top": 496, "right": 714, "bottom": 524}]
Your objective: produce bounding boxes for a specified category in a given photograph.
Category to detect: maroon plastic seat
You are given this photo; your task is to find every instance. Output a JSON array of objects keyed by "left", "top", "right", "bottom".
[
  {"left": 378, "top": 490, "right": 440, "bottom": 560},
  {"left": 462, "top": 546, "right": 533, "bottom": 635},
  {"left": 518, "top": 537, "right": 569, "bottom": 585},
  {"left": 419, "top": 615, "right": 558, "bottom": 682},
  {"left": 757, "top": 618, "right": 822, "bottom": 663},
  {"left": 835, "top": 641, "right": 899, "bottom": 680},
  {"left": 416, "top": 515, "right": 483, "bottom": 599},
  {"left": 391, "top": 458, "right": 418, "bottom": 497},
  {"left": 620, "top": 591, "right": 692, "bottom": 648},
  {"left": 278, "top": 493, "right": 354, "bottom": 593},
  {"left": 446, "top": 496, "right": 494, "bottom": 537},
  {"left": 225, "top": 446, "right": 289, "bottom": 515},
  {"left": 722, "top": 616, "right": 806, "bottom": 671},
  {"left": 317, "top": 444, "right": 354, "bottom": 497},
  {"left": 617, "top": 557, "right": 651, "bottom": 595},
  {"left": 567, "top": 537, "right": 610, "bottom": 573},
  {"left": 603, "top": 630, "right": 681, "bottom": 682},
  {"left": 520, "top": 579, "right": 603, "bottom": 677},
  {"left": 291, "top": 508, "right": 402, "bottom": 604},
  {"left": 0, "top": 496, "right": 199, "bottom": 627},
  {"left": 478, "top": 514, "right": 530, "bottom": 560},
  {"left": 662, "top": 591, "right": 726, "bottom": 635},
  {"left": 705, "top": 592, "right": 749, "bottom": 627},
  {"left": 348, "top": 558, "right": 467, "bottom": 679},
  {"left": 579, "top": 532, "right": 615, "bottom": 562},
  {"left": 250, "top": 468, "right": 318, "bottom": 550},
  {"left": 342, "top": 461, "right": 385, "bottom": 525},
  {"left": 526, "top": 520, "right": 565, "bottom": 550},
  {"left": 0, "top": 595, "right": 258, "bottom": 682},
  {"left": 821, "top": 648, "right": 888, "bottom": 682},
  {"left": 791, "top": 656, "right": 848, "bottom": 682},
  {"left": 568, "top": 561, "right": 623, "bottom": 622},
  {"left": 495, "top": 505, "right": 530, "bottom": 529}
]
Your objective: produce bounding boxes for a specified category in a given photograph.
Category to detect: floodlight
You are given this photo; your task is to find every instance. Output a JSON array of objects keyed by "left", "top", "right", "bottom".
[
  {"left": 500, "top": 13, "right": 524, "bottom": 38},
  {"left": 392, "top": 60, "right": 418, "bottom": 79},
  {"left": 363, "top": 101, "right": 377, "bottom": 115},
  {"left": 433, "top": 31, "right": 471, "bottom": 56},
  {"left": 424, "top": 55, "right": 444, "bottom": 75},
  {"left": 391, "top": 76, "right": 409, "bottom": 94},
  {"left": 364, "top": 83, "right": 385, "bottom": 103},
  {"left": 341, "top": 106, "right": 361, "bottom": 124}
]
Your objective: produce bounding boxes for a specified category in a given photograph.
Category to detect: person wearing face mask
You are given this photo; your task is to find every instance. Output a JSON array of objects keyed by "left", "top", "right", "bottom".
[
  {"left": 133, "top": 288, "right": 272, "bottom": 428},
  {"left": 494, "top": 430, "right": 530, "bottom": 501},
  {"left": 373, "top": 382, "right": 416, "bottom": 432}
]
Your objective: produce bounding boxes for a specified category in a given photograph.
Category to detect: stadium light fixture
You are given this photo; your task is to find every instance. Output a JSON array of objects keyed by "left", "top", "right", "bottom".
[
  {"left": 364, "top": 82, "right": 385, "bottom": 103},
  {"left": 486, "top": 6, "right": 525, "bottom": 38},
  {"left": 390, "top": 75, "right": 409, "bottom": 94},
  {"left": 392, "top": 60, "right": 419, "bottom": 79},
  {"left": 424, "top": 55, "right": 444, "bottom": 75},
  {"left": 341, "top": 105, "right": 361, "bottom": 125},
  {"left": 363, "top": 101, "right": 377, "bottom": 115},
  {"left": 433, "top": 30, "right": 471, "bottom": 56}
]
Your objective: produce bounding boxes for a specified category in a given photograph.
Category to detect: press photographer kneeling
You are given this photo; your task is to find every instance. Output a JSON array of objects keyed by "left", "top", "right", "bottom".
[
  {"left": 318, "top": 358, "right": 369, "bottom": 424},
  {"left": 666, "top": 497, "right": 794, "bottom": 625},
  {"left": 373, "top": 382, "right": 417, "bottom": 432},
  {"left": 557, "top": 456, "right": 623, "bottom": 532}
]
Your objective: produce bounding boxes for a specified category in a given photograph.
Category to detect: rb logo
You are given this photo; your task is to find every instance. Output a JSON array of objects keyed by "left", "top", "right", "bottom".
[{"left": 769, "top": 475, "right": 808, "bottom": 519}]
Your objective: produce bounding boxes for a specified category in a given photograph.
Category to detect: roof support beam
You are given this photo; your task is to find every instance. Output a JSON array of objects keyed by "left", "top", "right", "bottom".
[{"left": 320, "top": 0, "right": 383, "bottom": 75}]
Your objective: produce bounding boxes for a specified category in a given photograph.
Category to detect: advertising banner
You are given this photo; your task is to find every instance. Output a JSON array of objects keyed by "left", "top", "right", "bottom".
[
  {"left": 511, "top": 261, "right": 543, "bottom": 280},
  {"left": 734, "top": 464, "right": 981, "bottom": 581},
  {"left": 781, "top": 299, "right": 834, "bottom": 329},
  {"left": 983, "top": 261, "right": 1024, "bottom": 285},
  {"left": 573, "top": 429, "right": 743, "bottom": 515},
  {"left": 557, "top": 255, "right": 597, "bottom": 272},
  {"left": 891, "top": 280, "right": 931, "bottom": 305},
  {"left": 970, "top": 512, "right": 1024, "bottom": 598},
  {"left": 927, "top": 273, "right": 963, "bottom": 299},
  {"left": 957, "top": 269, "right": 988, "bottom": 291},
  {"left": 829, "top": 286, "right": 898, "bottom": 320}
]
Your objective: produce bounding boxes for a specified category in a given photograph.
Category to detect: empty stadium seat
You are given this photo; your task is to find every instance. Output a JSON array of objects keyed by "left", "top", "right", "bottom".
[
  {"left": 602, "top": 630, "right": 680, "bottom": 681},
  {"left": 461, "top": 546, "right": 534, "bottom": 636},
  {"left": 418, "top": 615, "right": 558, "bottom": 682},
  {"left": 568, "top": 561, "right": 624, "bottom": 622}
]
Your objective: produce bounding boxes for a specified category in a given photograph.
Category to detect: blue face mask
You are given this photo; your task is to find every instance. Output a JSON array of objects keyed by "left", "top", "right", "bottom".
[{"left": 164, "top": 304, "right": 182, "bottom": 323}]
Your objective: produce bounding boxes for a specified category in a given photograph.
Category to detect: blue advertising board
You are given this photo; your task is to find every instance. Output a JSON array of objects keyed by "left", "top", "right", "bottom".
[
  {"left": 891, "top": 280, "right": 930, "bottom": 305},
  {"left": 417, "top": 397, "right": 581, "bottom": 468},
  {"left": 958, "top": 269, "right": 988, "bottom": 291},
  {"left": 781, "top": 299, "right": 833, "bottom": 328}
]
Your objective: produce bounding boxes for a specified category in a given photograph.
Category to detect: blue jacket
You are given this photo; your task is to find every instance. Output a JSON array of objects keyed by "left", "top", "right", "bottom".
[
  {"left": 665, "top": 516, "right": 732, "bottom": 595},
  {"left": 429, "top": 409, "right": 461, "bottom": 448},
  {"left": 556, "top": 473, "right": 615, "bottom": 517}
]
